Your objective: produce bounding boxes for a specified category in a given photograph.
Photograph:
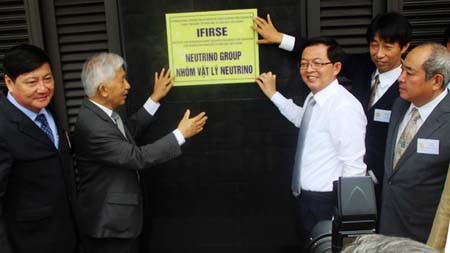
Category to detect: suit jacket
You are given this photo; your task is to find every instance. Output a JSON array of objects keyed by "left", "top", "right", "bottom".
[
  {"left": 341, "top": 53, "right": 400, "bottom": 187},
  {"left": 380, "top": 94, "right": 450, "bottom": 243},
  {"left": 73, "top": 98, "right": 181, "bottom": 239},
  {"left": 427, "top": 163, "right": 450, "bottom": 250},
  {"left": 0, "top": 94, "right": 78, "bottom": 253}
]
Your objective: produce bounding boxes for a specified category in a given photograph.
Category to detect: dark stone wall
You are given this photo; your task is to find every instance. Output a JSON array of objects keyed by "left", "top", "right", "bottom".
[{"left": 119, "top": 1, "right": 309, "bottom": 252}]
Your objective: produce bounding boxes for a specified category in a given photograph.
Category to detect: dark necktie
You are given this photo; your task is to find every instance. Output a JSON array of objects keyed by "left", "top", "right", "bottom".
[
  {"left": 291, "top": 96, "right": 316, "bottom": 196},
  {"left": 35, "top": 114, "right": 55, "bottom": 144},
  {"left": 368, "top": 75, "right": 380, "bottom": 108}
]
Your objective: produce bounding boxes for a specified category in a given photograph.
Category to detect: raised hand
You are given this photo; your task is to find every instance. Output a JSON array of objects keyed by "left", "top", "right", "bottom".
[
  {"left": 150, "top": 68, "right": 174, "bottom": 102},
  {"left": 255, "top": 71, "right": 277, "bottom": 98},
  {"left": 252, "top": 14, "right": 283, "bottom": 44},
  {"left": 177, "top": 109, "right": 208, "bottom": 139}
]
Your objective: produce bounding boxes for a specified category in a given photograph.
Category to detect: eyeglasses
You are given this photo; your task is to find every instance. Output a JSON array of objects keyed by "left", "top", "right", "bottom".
[{"left": 299, "top": 61, "right": 333, "bottom": 70}]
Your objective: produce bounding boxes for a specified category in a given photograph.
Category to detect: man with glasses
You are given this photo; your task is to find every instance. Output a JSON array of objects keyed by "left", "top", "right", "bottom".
[
  {"left": 253, "top": 12, "right": 412, "bottom": 215},
  {"left": 255, "top": 37, "right": 366, "bottom": 250}
]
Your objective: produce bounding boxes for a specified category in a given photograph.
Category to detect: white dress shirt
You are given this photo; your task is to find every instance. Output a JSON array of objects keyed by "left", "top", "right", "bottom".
[
  {"left": 90, "top": 98, "right": 185, "bottom": 145},
  {"left": 279, "top": 34, "right": 296, "bottom": 52},
  {"left": 271, "top": 80, "right": 367, "bottom": 192},
  {"left": 396, "top": 89, "right": 448, "bottom": 145}
]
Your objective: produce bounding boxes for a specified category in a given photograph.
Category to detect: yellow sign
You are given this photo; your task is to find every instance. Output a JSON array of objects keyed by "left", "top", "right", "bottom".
[{"left": 166, "top": 9, "right": 259, "bottom": 86}]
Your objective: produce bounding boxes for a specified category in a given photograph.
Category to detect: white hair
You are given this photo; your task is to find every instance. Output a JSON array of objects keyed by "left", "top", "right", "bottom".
[
  {"left": 342, "top": 234, "right": 437, "bottom": 253},
  {"left": 81, "top": 52, "right": 126, "bottom": 97}
]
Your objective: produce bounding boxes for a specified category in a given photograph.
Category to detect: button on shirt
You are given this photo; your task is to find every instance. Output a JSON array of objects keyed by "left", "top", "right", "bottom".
[{"left": 271, "top": 80, "right": 367, "bottom": 192}]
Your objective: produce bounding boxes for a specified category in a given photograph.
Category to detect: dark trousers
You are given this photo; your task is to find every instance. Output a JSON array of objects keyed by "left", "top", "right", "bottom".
[
  {"left": 82, "top": 235, "right": 140, "bottom": 253},
  {"left": 294, "top": 190, "right": 335, "bottom": 251}
]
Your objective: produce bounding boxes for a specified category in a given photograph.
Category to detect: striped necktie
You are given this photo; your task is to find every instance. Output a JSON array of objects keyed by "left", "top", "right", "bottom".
[
  {"left": 35, "top": 114, "right": 55, "bottom": 144},
  {"left": 368, "top": 75, "right": 380, "bottom": 108}
]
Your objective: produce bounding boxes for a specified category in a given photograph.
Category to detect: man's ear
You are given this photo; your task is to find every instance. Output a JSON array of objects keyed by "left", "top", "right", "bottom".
[
  {"left": 333, "top": 61, "right": 342, "bottom": 76},
  {"left": 432, "top": 74, "right": 445, "bottom": 91},
  {"left": 401, "top": 42, "right": 411, "bottom": 54},
  {"left": 98, "top": 83, "right": 108, "bottom": 98},
  {"left": 4, "top": 74, "right": 15, "bottom": 94}
]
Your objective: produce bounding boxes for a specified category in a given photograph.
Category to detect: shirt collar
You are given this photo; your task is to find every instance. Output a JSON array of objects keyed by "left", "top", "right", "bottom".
[
  {"left": 309, "top": 79, "right": 339, "bottom": 107},
  {"left": 7, "top": 92, "right": 50, "bottom": 121},
  {"left": 407, "top": 89, "right": 448, "bottom": 122},
  {"left": 89, "top": 99, "right": 114, "bottom": 119},
  {"left": 373, "top": 65, "right": 402, "bottom": 89}
]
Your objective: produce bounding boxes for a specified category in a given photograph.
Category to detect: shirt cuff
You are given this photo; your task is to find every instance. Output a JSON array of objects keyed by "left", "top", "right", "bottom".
[
  {"left": 279, "top": 34, "right": 295, "bottom": 52},
  {"left": 143, "top": 98, "right": 160, "bottom": 116},
  {"left": 270, "top": 91, "right": 286, "bottom": 106},
  {"left": 173, "top": 129, "right": 185, "bottom": 146}
]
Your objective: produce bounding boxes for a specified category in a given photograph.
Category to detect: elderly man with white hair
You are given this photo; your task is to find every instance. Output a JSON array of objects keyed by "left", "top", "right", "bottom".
[{"left": 73, "top": 52, "right": 207, "bottom": 253}]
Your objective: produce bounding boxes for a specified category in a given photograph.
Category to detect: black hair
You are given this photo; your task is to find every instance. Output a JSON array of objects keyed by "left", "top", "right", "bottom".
[
  {"left": 366, "top": 12, "right": 412, "bottom": 48},
  {"left": 3, "top": 44, "right": 51, "bottom": 81},
  {"left": 303, "top": 37, "right": 346, "bottom": 63}
]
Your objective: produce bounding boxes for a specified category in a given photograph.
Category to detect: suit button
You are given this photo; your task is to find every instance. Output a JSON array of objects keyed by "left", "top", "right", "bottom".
[
  {"left": 388, "top": 181, "right": 392, "bottom": 185},
  {"left": 76, "top": 176, "right": 80, "bottom": 183}
]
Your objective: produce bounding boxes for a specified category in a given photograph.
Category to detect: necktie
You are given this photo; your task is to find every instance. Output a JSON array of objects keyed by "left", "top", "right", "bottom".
[
  {"left": 111, "top": 111, "right": 127, "bottom": 139},
  {"left": 112, "top": 111, "right": 138, "bottom": 181},
  {"left": 393, "top": 108, "right": 421, "bottom": 168},
  {"left": 35, "top": 114, "right": 55, "bottom": 144},
  {"left": 368, "top": 75, "right": 380, "bottom": 108},
  {"left": 291, "top": 96, "right": 316, "bottom": 196}
]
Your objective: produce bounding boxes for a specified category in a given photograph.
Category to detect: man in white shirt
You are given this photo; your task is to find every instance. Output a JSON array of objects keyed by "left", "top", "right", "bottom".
[
  {"left": 256, "top": 37, "right": 367, "bottom": 249},
  {"left": 253, "top": 12, "right": 412, "bottom": 215}
]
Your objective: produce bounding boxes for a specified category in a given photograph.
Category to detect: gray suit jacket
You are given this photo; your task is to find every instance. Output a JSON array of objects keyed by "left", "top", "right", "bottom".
[
  {"left": 379, "top": 93, "right": 450, "bottom": 243},
  {"left": 73, "top": 99, "right": 181, "bottom": 238}
]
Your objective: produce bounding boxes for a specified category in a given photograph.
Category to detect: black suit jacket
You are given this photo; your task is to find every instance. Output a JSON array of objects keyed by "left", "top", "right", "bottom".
[
  {"left": 341, "top": 53, "right": 400, "bottom": 186},
  {"left": 73, "top": 99, "right": 181, "bottom": 239},
  {"left": 0, "top": 94, "right": 78, "bottom": 253},
  {"left": 380, "top": 94, "right": 450, "bottom": 242}
]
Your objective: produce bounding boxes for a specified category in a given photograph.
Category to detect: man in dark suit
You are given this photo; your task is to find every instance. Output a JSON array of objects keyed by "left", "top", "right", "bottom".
[
  {"left": 252, "top": 12, "right": 412, "bottom": 211},
  {"left": 73, "top": 52, "right": 207, "bottom": 253},
  {"left": 379, "top": 42, "right": 450, "bottom": 243},
  {"left": 0, "top": 44, "right": 78, "bottom": 253}
]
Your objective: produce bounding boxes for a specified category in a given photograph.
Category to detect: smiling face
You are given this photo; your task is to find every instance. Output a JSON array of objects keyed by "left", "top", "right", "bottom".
[
  {"left": 99, "top": 67, "right": 130, "bottom": 110},
  {"left": 5, "top": 63, "right": 54, "bottom": 113},
  {"left": 369, "top": 33, "right": 409, "bottom": 73},
  {"left": 300, "top": 44, "right": 341, "bottom": 94}
]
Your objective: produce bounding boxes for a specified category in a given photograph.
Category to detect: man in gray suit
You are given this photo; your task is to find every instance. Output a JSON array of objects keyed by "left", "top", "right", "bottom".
[
  {"left": 380, "top": 42, "right": 450, "bottom": 243},
  {"left": 73, "top": 52, "right": 207, "bottom": 253}
]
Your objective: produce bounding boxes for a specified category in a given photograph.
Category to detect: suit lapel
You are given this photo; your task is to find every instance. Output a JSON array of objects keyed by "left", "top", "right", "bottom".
[
  {"left": 0, "top": 95, "right": 55, "bottom": 147},
  {"left": 390, "top": 93, "right": 450, "bottom": 176},
  {"left": 370, "top": 81, "right": 399, "bottom": 110},
  {"left": 83, "top": 99, "right": 130, "bottom": 142}
]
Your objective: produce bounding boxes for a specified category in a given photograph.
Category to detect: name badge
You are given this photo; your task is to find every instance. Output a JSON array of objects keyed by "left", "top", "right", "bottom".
[
  {"left": 417, "top": 138, "right": 439, "bottom": 155},
  {"left": 374, "top": 109, "right": 391, "bottom": 123}
]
